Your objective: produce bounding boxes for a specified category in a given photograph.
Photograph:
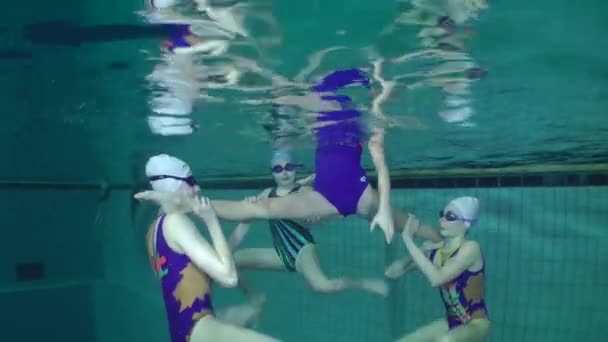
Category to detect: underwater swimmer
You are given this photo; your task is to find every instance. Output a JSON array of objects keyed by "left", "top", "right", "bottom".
[
  {"left": 144, "top": 154, "right": 280, "bottom": 342},
  {"left": 386, "top": 196, "right": 490, "bottom": 342},
  {"left": 135, "top": 69, "right": 443, "bottom": 245},
  {"left": 229, "top": 150, "right": 388, "bottom": 306}
]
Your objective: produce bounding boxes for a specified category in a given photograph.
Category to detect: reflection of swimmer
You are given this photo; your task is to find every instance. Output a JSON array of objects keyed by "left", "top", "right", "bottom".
[
  {"left": 144, "top": 1, "right": 201, "bottom": 136},
  {"left": 146, "top": 49, "right": 199, "bottom": 135},
  {"left": 136, "top": 69, "right": 445, "bottom": 245},
  {"left": 143, "top": 155, "right": 280, "bottom": 342},
  {"left": 384, "top": 0, "right": 488, "bottom": 51},
  {"left": 146, "top": 1, "right": 230, "bottom": 55},
  {"left": 194, "top": 0, "right": 249, "bottom": 38},
  {"left": 144, "top": 0, "right": 238, "bottom": 136},
  {"left": 162, "top": 24, "right": 229, "bottom": 56},
  {"left": 391, "top": 48, "right": 470, "bottom": 64},
  {"left": 407, "top": 74, "right": 482, "bottom": 125},
  {"left": 262, "top": 104, "right": 301, "bottom": 151},
  {"left": 405, "top": 68, "right": 487, "bottom": 94},
  {"left": 395, "top": 61, "right": 484, "bottom": 81},
  {"left": 387, "top": 196, "right": 490, "bottom": 342},
  {"left": 227, "top": 151, "right": 387, "bottom": 316},
  {"left": 383, "top": 1, "right": 488, "bottom": 128},
  {"left": 395, "top": 0, "right": 488, "bottom": 26}
]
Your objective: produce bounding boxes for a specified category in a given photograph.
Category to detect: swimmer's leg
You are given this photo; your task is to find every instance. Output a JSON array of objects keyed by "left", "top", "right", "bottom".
[
  {"left": 234, "top": 248, "right": 286, "bottom": 300},
  {"left": 295, "top": 244, "right": 388, "bottom": 297},
  {"left": 439, "top": 319, "right": 490, "bottom": 342},
  {"left": 218, "top": 249, "right": 284, "bottom": 328},
  {"left": 395, "top": 319, "right": 447, "bottom": 342},
  {"left": 211, "top": 191, "right": 340, "bottom": 222},
  {"left": 356, "top": 186, "right": 443, "bottom": 243},
  {"left": 235, "top": 248, "right": 286, "bottom": 271},
  {"left": 191, "top": 316, "right": 280, "bottom": 342}
]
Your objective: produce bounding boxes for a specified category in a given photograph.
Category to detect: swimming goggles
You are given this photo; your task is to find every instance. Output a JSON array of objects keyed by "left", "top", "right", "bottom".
[
  {"left": 271, "top": 163, "right": 298, "bottom": 173},
  {"left": 148, "top": 174, "right": 198, "bottom": 187},
  {"left": 439, "top": 210, "right": 475, "bottom": 223}
]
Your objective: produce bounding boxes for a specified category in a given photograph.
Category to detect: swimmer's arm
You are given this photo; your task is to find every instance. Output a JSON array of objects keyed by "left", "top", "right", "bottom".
[
  {"left": 415, "top": 223, "right": 444, "bottom": 243},
  {"left": 385, "top": 241, "right": 436, "bottom": 279},
  {"left": 170, "top": 214, "right": 238, "bottom": 287},
  {"left": 368, "top": 129, "right": 391, "bottom": 212},
  {"left": 228, "top": 222, "right": 252, "bottom": 251},
  {"left": 404, "top": 237, "right": 481, "bottom": 288},
  {"left": 385, "top": 257, "right": 416, "bottom": 279}
]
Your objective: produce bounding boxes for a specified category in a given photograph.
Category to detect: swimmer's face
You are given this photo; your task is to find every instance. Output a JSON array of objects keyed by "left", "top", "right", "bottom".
[
  {"left": 271, "top": 160, "right": 296, "bottom": 187},
  {"left": 438, "top": 202, "right": 469, "bottom": 237}
]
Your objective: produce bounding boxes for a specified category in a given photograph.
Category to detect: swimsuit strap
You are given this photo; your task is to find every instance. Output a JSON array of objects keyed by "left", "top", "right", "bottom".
[
  {"left": 270, "top": 184, "right": 301, "bottom": 198},
  {"left": 153, "top": 213, "right": 168, "bottom": 260},
  {"left": 434, "top": 240, "right": 465, "bottom": 267}
]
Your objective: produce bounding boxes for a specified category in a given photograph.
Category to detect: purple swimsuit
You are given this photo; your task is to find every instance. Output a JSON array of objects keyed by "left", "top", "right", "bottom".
[
  {"left": 429, "top": 247, "right": 489, "bottom": 329},
  {"left": 162, "top": 24, "right": 193, "bottom": 52},
  {"left": 151, "top": 214, "right": 214, "bottom": 342},
  {"left": 311, "top": 69, "right": 371, "bottom": 216}
]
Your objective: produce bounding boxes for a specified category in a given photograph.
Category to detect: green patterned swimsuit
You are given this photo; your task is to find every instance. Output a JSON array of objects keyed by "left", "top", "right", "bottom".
[{"left": 268, "top": 185, "right": 315, "bottom": 271}]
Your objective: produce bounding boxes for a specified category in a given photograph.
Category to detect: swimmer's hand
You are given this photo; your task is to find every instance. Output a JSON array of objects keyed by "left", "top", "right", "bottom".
[
  {"left": 244, "top": 196, "right": 259, "bottom": 203},
  {"left": 304, "top": 216, "right": 322, "bottom": 225},
  {"left": 385, "top": 259, "right": 409, "bottom": 279},
  {"left": 403, "top": 215, "right": 420, "bottom": 240},
  {"left": 370, "top": 206, "right": 395, "bottom": 244},
  {"left": 244, "top": 193, "right": 268, "bottom": 203},
  {"left": 192, "top": 196, "right": 217, "bottom": 221},
  {"left": 134, "top": 190, "right": 194, "bottom": 213}
]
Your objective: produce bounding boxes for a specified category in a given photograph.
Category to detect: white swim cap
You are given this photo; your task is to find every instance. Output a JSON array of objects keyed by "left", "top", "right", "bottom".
[
  {"left": 449, "top": 196, "right": 480, "bottom": 226},
  {"left": 150, "top": 0, "right": 177, "bottom": 9},
  {"left": 271, "top": 150, "right": 292, "bottom": 166},
  {"left": 145, "top": 154, "right": 192, "bottom": 192}
]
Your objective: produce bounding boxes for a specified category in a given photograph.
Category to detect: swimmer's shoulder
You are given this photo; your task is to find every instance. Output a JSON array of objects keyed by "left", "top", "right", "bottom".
[
  {"left": 162, "top": 212, "right": 198, "bottom": 253},
  {"left": 461, "top": 240, "right": 484, "bottom": 270}
]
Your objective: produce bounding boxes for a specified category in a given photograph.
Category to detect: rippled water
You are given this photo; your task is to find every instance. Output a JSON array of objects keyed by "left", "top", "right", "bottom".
[{"left": 1, "top": 0, "right": 606, "bottom": 181}]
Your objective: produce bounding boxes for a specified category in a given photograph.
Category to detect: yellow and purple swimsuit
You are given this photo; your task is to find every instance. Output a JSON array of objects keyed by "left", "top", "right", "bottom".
[
  {"left": 429, "top": 246, "right": 489, "bottom": 329},
  {"left": 148, "top": 214, "right": 214, "bottom": 342}
]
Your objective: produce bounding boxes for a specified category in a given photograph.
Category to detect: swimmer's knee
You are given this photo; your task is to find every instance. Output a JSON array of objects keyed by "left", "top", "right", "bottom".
[
  {"left": 305, "top": 275, "right": 346, "bottom": 293},
  {"left": 306, "top": 278, "right": 334, "bottom": 292}
]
